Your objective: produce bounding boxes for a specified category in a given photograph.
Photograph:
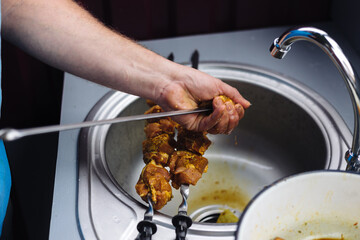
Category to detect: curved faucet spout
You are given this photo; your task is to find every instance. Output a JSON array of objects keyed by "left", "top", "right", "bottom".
[{"left": 270, "top": 26, "right": 360, "bottom": 172}]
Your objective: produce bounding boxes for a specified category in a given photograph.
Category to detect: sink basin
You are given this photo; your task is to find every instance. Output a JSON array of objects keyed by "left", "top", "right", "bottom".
[{"left": 77, "top": 62, "right": 351, "bottom": 239}]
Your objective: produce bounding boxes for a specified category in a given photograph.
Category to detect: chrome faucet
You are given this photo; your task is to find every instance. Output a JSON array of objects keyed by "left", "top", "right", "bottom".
[{"left": 270, "top": 26, "right": 360, "bottom": 172}]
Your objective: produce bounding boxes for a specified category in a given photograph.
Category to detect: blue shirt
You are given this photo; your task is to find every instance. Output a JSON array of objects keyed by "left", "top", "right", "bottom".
[
  {"left": 0, "top": 141, "right": 10, "bottom": 236},
  {"left": 0, "top": 0, "right": 12, "bottom": 234}
]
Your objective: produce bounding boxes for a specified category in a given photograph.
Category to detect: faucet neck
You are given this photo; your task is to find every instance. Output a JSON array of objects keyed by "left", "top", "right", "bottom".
[{"left": 270, "top": 27, "right": 360, "bottom": 172}]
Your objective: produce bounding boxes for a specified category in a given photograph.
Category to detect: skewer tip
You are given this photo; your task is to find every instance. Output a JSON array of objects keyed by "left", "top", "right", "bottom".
[{"left": 0, "top": 128, "right": 22, "bottom": 141}]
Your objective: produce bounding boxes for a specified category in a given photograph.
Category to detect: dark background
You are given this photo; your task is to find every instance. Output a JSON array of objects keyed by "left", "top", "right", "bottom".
[{"left": 0, "top": 0, "right": 335, "bottom": 239}]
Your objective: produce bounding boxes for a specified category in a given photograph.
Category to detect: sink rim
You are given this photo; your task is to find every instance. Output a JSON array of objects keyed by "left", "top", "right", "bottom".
[{"left": 77, "top": 62, "right": 352, "bottom": 239}]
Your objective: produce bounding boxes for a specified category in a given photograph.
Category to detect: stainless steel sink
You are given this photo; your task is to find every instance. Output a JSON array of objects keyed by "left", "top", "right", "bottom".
[{"left": 77, "top": 62, "right": 351, "bottom": 239}]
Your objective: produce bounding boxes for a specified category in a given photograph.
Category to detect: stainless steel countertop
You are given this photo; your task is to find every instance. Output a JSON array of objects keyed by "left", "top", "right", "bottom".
[{"left": 49, "top": 23, "right": 360, "bottom": 239}]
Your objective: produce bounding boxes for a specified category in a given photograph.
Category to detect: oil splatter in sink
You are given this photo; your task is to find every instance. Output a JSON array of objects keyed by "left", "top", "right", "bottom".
[{"left": 187, "top": 160, "right": 250, "bottom": 214}]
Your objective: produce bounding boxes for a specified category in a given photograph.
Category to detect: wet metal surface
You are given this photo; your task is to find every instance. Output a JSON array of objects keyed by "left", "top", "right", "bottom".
[{"left": 77, "top": 63, "right": 351, "bottom": 239}]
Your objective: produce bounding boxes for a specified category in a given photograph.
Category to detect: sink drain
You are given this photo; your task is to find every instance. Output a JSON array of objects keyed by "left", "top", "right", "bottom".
[{"left": 189, "top": 205, "right": 241, "bottom": 223}]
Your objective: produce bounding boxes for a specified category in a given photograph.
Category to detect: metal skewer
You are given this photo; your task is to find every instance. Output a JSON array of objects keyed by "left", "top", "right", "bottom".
[
  {"left": 0, "top": 108, "right": 211, "bottom": 141},
  {"left": 135, "top": 194, "right": 157, "bottom": 240},
  {"left": 170, "top": 50, "right": 201, "bottom": 239},
  {"left": 172, "top": 184, "right": 193, "bottom": 240},
  {"left": 178, "top": 184, "right": 190, "bottom": 214}
]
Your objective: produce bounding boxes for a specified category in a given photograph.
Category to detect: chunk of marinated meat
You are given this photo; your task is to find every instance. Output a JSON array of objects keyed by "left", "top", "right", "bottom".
[
  {"left": 168, "top": 151, "right": 208, "bottom": 189},
  {"left": 218, "top": 95, "right": 233, "bottom": 103},
  {"left": 135, "top": 178, "right": 149, "bottom": 199},
  {"left": 144, "top": 105, "right": 169, "bottom": 124},
  {"left": 146, "top": 99, "right": 156, "bottom": 107},
  {"left": 145, "top": 105, "right": 163, "bottom": 115},
  {"left": 142, "top": 133, "right": 175, "bottom": 154},
  {"left": 143, "top": 151, "right": 169, "bottom": 166},
  {"left": 142, "top": 134, "right": 175, "bottom": 164},
  {"left": 177, "top": 127, "right": 211, "bottom": 155},
  {"left": 135, "top": 160, "right": 172, "bottom": 210},
  {"left": 144, "top": 119, "right": 176, "bottom": 139}
]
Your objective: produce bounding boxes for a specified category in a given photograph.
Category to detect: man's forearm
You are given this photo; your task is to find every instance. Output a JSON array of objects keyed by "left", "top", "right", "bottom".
[
  {"left": 2, "top": 0, "right": 251, "bottom": 133},
  {"left": 1, "top": 0, "right": 174, "bottom": 100}
]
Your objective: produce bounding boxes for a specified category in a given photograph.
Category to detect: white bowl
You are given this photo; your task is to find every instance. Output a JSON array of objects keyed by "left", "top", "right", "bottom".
[{"left": 236, "top": 171, "right": 360, "bottom": 240}]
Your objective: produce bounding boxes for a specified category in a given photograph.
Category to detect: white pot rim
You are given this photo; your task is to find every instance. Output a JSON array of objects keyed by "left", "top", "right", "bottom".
[{"left": 236, "top": 170, "right": 360, "bottom": 239}]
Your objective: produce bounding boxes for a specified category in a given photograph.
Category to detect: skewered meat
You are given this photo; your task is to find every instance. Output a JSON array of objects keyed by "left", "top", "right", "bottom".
[
  {"left": 218, "top": 95, "right": 232, "bottom": 103},
  {"left": 142, "top": 104, "right": 177, "bottom": 166},
  {"left": 144, "top": 119, "right": 176, "bottom": 139},
  {"left": 144, "top": 104, "right": 179, "bottom": 127},
  {"left": 169, "top": 151, "right": 208, "bottom": 189},
  {"left": 177, "top": 127, "right": 211, "bottom": 155},
  {"left": 143, "top": 151, "right": 170, "bottom": 166},
  {"left": 144, "top": 105, "right": 172, "bottom": 124},
  {"left": 170, "top": 126, "right": 211, "bottom": 189},
  {"left": 135, "top": 160, "right": 172, "bottom": 210},
  {"left": 136, "top": 102, "right": 211, "bottom": 208},
  {"left": 143, "top": 133, "right": 175, "bottom": 153},
  {"left": 145, "top": 104, "right": 163, "bottom": 115},
  {"left": 135, "top": 104, "right": 177, "bottom": 210},
  {"left": 146, "top": 99, "right": 156, "bottom": 107},
  {"left": 142, "top": 133, "right": 176, "bottom": 165},
  {"left": 136, "top": 95, "right": 238, "bottom": 210}
]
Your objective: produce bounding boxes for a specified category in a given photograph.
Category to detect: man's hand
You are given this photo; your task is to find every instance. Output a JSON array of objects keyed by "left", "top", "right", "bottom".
[
  {"left": 154, "top": 64, "right": 251, "bottom": 134},
  {"left": 1, "top": 0, "right": 250, "bottom": 134}
]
